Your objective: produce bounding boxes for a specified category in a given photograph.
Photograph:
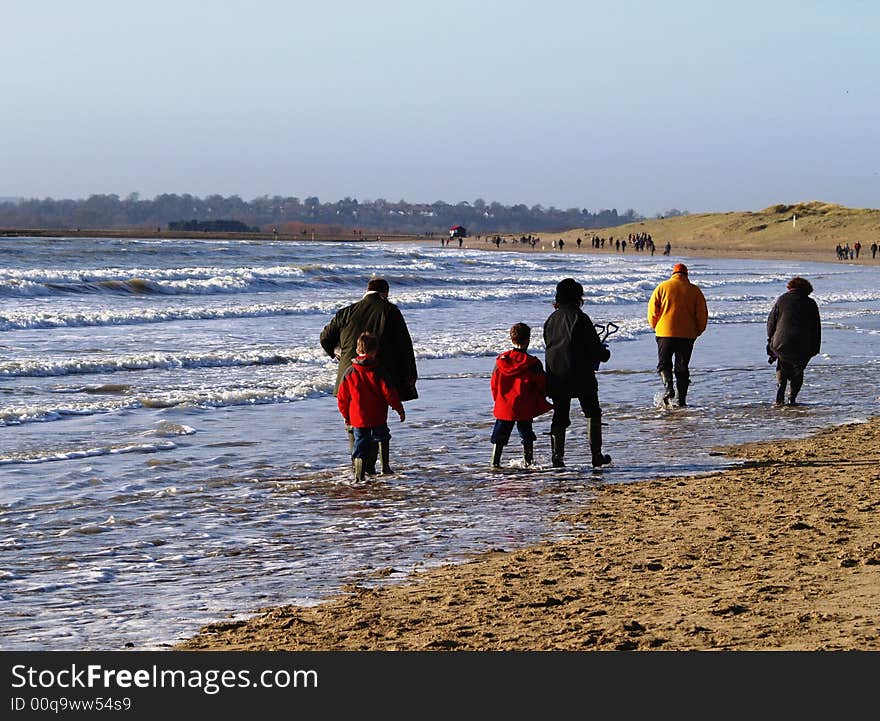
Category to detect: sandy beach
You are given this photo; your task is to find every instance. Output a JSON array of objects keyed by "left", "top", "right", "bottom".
[
  {"left": 173, "top": 221, "right": 880, "bottom": 652},
  {"left": 179, "top": 414, "right": 880, "bottom": 651}
]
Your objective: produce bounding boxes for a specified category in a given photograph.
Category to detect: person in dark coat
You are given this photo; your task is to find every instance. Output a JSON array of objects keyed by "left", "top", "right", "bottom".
[
  {"left": 543, "top": 278, "right": 612, "bottom": 468},
  {"left": 490, "top": 322, "right": 553, "bottom": 468},
  {"left": 337, "top": 332, "right": 405, "bottom": 483},
  {"left": 320, "top": 277, "right": 417, "bottom": 473},
  {"left": 767, "top": 276, "right": 821, "bottom": 405}
]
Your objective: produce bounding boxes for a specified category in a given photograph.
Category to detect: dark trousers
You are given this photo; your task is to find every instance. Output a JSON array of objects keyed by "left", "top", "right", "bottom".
[
  {"left": 351, "top": 425, "right": 390, "bottom": 459},
  {"left": 656, "top": 337, "right": 696, "bottom": 379},
  {"left": 777, "top": 357, "right": 806, "bottom": 386},
  {"left": 549, "top": 393, "right": 601, "bottom": 434},
  {"left": 491, "top": 419, "right": 536, "bottom": 446}
]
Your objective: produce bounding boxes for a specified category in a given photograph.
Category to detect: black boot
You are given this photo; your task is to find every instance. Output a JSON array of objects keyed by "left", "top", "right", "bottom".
[
  {"left": 788, "top": 375, "right": 803, "bottom": 405},
  {"left": 550, "top": 431, "right": 565, "bottom": 468},
  {"left": 775, "top": 370, "right": 786, "bottom": 405},
  {"left": 364, "top": 441, "right": 378, "bottom": 476},
  {"left": 674, "top": 373, "right": 690, "bottom": 407},
  {"left": 589, "top": 416, "right": 611, "bottom": 468},
  {"left": 378, "top": 441, "right": 393, "bottom": 474},
  {"left": 352, "top": 457, "right": 366, "bottom": 484},
  {"left": 491, "top": 444, "right": 504, "bottom": 469},
  {"left": 523, "top": 441, "right": 534, "bottom": 466},
  {"left": 659, "top": 370, "right": 675, "bottom": 406}
]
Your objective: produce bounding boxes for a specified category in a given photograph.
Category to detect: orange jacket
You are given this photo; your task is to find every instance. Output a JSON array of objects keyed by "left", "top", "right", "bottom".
[{"left": 648, "top": 273, "right": 708, "bottom": 339}]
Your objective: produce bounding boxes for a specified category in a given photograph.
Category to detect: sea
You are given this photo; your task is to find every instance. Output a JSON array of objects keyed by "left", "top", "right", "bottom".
[{"left": 2, "top": 235, "right": 879, "bottom": 650}]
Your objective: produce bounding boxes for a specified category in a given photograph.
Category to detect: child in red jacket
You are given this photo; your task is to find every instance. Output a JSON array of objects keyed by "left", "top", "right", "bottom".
[
  {"left": 337, "top": 332, "right": 405, "bottom": 483},
  {"left": 491, "top": 323, "right": 553, "bottom": 468}
]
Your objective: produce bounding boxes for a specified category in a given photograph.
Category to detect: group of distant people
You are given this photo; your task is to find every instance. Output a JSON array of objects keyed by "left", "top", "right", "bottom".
[
  {"left": 835, "top": 241, "right": 879, "bottom": 260},
  {"left": 481, "top": 233, "right": 674, "bottom": 255},
  {"left": 320, "top": 267, "right": 821, "bottom": 482},
  {"left": 577, "top": 232, "right": 659, "bottom": 255}
]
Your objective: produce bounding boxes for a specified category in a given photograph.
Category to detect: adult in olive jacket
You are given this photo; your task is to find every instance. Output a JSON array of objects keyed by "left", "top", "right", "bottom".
[
  {"left": 320, "top": 277, "right": 418, "bottom": 401},
  {"left": 543, "top": 278, "right": 612, "bottom": 469},
  {"left": 767, "top": 276, "right": 821, "bottom": 405},
  {"left": 320, "top": 277, "right": 418, "bottom": 475}
]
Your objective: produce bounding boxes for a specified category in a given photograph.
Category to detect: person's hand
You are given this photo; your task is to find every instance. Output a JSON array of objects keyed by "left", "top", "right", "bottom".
[{"left": 397, "top": 408, "right": 406, "bottom": 422}]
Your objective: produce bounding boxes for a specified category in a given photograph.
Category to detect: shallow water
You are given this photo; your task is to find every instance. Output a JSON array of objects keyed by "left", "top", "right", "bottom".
[{"left": 1, "top": 237, "right": 878, "bottom": 649}]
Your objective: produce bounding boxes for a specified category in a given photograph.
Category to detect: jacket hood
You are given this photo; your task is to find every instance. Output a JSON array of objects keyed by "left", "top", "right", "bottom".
[
  {"left": 495, "top": 348, "right": 534, "bottom": 376},
  {"left": 351, "top": 355, "right": 377, "bottom": 367}
]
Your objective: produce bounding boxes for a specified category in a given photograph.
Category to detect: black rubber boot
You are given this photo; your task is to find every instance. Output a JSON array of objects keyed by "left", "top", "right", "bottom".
[
  {"left": 775, "top": 370, "right": 787, "bottom": 405},
  {"left": 491, "top": 444, "right": 504, "bottom": 469},
  {"left": 674, "top": 373, "right": 690, "bottom": 407},
  {"left": 788, "top": 375, "right": 803, "bottom": 405},
  {"left": 352, "top": 457, "right": 366, "bottom": 484},
  {"left": 364, "top": 441, "right": 378, "bottom": 476},
  {"left": 589, "top": 416, "right": 612, "bottom": 468},
  {"left": 379, "top": 441, "right": 393, "bottom": 474},
  {"left": 550, "top": 432, "right": 565, "bottom": 468},
  {"left": 659, "top": 370, "right": 675, "bottom": 406},
  {"left": 523, "top": 441, "right": 534, "bottom": 466}
]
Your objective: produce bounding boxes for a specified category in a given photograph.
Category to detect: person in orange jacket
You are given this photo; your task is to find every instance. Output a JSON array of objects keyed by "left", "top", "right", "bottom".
[
  {"left": 490, "top": 323, "right": 553, "bottom": 468},
  {"left": 647, "top": 263, "right": 708, "bottom": 406}
]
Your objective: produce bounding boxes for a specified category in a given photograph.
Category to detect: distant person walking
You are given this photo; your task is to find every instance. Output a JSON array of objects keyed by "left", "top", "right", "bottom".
[
  {"left": 489, "top": 323, "right": 553, "bottom": 468},
  {"left": 647, "top": 263, "right": 708, "bottom": 407},
  {"left": 871, "top": 242, "right": 878, "bottom": 259},
  {"left": 766, "top": 277, "right": 821, "bottom": 406},
  {"left": 320, "top": 277, "right": 418, "bottom": 474},
  {"left": 543, "top": 278, "right": 612, "bottom": 468}
]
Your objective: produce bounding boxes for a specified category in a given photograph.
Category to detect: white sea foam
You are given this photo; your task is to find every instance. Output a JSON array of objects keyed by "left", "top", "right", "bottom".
[
  {"left": 0, "top": 441, "right": 177, "bottom": 466},
  {"left": 0, "top": 347, "right": 328, "bottom": 378}
]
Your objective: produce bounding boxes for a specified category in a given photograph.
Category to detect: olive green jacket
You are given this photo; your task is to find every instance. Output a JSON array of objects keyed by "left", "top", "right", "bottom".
[{"left": 320, "top": 292, "right": 418, "bottom": 400}]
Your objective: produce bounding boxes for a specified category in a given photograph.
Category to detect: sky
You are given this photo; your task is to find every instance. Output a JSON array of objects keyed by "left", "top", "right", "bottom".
[{"left": 2, "top": 0, "right": 878, "bottom": 217}]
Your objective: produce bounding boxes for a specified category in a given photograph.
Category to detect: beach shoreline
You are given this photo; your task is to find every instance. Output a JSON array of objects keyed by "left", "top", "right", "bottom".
[
  {"left": 170, "top": 230, "right": 878, "bottom": 651},
  {"left": 178, "top": 414, "right": 880, "bottom": 651},
  {"left": 3, "top": 225, "right": 875, "bottom": 267}
]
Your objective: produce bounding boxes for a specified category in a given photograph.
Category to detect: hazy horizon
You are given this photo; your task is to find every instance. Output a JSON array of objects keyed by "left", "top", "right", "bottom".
[{"left": 3, "top": 1, "right": 878, "bottom": 218}]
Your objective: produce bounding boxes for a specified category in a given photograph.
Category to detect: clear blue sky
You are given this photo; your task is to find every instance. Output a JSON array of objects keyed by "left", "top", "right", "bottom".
[{"left": 2, "top": 1, "right": 877, "bottom": 216}]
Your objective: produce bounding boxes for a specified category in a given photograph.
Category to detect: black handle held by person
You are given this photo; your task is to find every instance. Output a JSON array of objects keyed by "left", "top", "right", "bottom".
[{"left": 592, "top": 322, "right": 618, "bottom": 371}]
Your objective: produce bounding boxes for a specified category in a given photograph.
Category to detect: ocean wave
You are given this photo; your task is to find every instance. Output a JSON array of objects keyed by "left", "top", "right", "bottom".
[
  {"left": 0, "top": 379, "right": 335, "bottom": 426},
  {"left": 0, "top": 347, "right": 328, "bottom": 378},
  {"left": 0, "top": 441, "right": 178, "bottom": 466},
  {"left": 0, "top": 301, "right": 342, "bottom": 331}
]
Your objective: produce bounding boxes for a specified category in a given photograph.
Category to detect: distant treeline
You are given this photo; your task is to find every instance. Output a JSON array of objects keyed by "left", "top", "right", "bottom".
[
  {"left": 0, "top": 193, "right": 664, "bottom": 233},
  {"left": 168, "top": 219, "right": 259, "bottom": 233}
]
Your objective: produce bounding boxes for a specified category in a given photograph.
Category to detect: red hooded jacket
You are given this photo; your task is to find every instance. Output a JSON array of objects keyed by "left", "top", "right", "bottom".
[
  {"left": 491, "top": 348, "right": 554, "bottom": 421},
  {"left": 337, "top": 356, "right": 404, "bottom": 428}
]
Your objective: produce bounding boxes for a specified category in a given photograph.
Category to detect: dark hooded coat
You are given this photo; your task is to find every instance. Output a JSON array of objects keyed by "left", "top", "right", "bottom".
[
  {"left": 543, "top": 304, "right": 610, "bottom": 399},
  {"left": 767, "top": 289, "right": 821, "bottom": 364}
]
